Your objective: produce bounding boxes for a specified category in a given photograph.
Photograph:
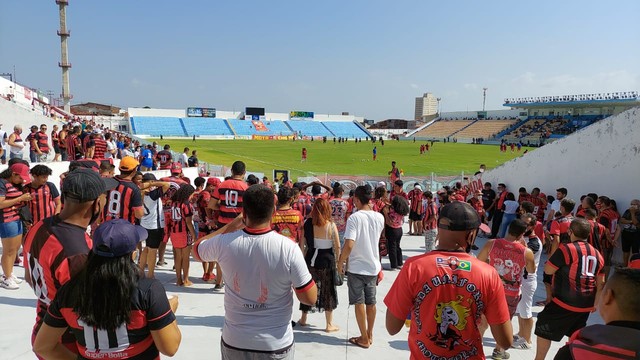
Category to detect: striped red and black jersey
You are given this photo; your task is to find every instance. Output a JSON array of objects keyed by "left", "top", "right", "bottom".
[
  {"left": 102, "top": 177, "right": 143, "bottom": 224},
  {"left": 36, "top": 131, "right": 50, "bottom": 153},
  {"left": 193, "top": 190, "right": 211, "bottom": 226},
  {"left": 271, "top": 208, "right": 303, "bottom": 242},
  {"left": 292, "top": 197, "right": 310, "bottom": 219},
  {"left": 23, "top": 215, "right": 92, "bottom": 337},
  {"left": 408, "top": 189, "right": 423, "bottom": 213},
  {"left": 51, "top": 130, "right": 59, "bottom": 145},
  {"left": 213, "top": 179, "right": 247, "bottom": 224},
  {"left": 155, "top": 150, "right": 172, "bottom": 169},
  {"left": 170, "top": 202, "right": 193, "bottom": 234},
  {"left": 92, "top": 138, "right": 108, "bottom": 159},
  {"left": 66, "top": 134, "right": 81, "bottom": 160},
  {"left": 57, "top": 131, "right": 67, "bottom": 149},
  {"left": 0, "top": 178, "right": 23, "bottom": 223},
  {"left": 82, "top": 134, "right": 92, "bottom": 153},
  {"left": 588, "top": 219, "right": 610, "bottom": 251},
  {"left": 550, "top": 215, "right": 573, "bottom": 244},
  {"left": 529, "top": 196, "right": 547, "bottom": 222},
  {"left": 26, "top": 182, "right": 60, "bottom": 224},
  {"left": 44, "top": 277, "right": 175, "bottom": 360},
  {"left": 547, "top": 240, "right": 604, "bottom": 312},
  {"left": 598, "top": 208, "right": 619, "bottom": 238}
]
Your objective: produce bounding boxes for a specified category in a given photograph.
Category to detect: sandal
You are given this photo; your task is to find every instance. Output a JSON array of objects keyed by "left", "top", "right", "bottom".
[{"left": 348, "top": 337, "right": 370, "bottom": 349}]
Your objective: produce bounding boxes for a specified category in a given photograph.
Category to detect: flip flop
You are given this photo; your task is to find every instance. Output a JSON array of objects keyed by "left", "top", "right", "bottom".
[{"left": 348, "top": 337, "right": 370, "bottom": 349}]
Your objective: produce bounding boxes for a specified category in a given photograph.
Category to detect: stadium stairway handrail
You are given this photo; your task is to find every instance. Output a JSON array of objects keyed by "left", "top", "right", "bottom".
[
  {"left": 352, "top": 120, "right": 373, "bottom": 138},
  {"left": 405, "top": 117, "right": 440, "bottom": 137},
  {"left": 130, "top": 118, "right": 137, "bottom": 134},
  {"left": 448, "top": 119, "right": 479, "bottom": 138},
  {"left": 224, "top": 119, "right": 238, "bottom": 136},
  {"left": 496, "top": 118, "right": 529, "bottom": 138},
  {"left": 320, "top": 122, "right": 336, "bottom": 137},
  {"left": 178, "top": 118, "right": 189, "bottom": 136},
  {"left": 283, "top": 121, "right": 295, "bottom": 133}
]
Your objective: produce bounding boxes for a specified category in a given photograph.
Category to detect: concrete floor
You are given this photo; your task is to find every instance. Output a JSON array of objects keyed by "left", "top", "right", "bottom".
[{"left": 0, "top": 225, "right": 603, "bottom": 359}]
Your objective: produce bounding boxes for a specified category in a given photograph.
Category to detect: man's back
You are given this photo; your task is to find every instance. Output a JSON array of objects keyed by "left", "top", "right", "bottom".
[
  {"left": 344, "top": 210, "right": 384, "bottom": 276},
  {"left": 195, "top": 228, "right": 312, "bottom": 351},
  {"left": 385, "top": 251, "right": 509, "bottom": 359}
]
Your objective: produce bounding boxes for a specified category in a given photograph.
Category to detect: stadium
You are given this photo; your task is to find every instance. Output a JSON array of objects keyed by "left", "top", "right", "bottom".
[{"left": 1, "top": 1, "right": 640, "bottom": 360}]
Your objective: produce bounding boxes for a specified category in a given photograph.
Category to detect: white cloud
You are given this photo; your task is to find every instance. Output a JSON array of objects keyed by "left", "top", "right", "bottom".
[
  {"left": 463, "top": 83, "right": 478, "bottom": 90},
  {"left": 410, "top": 83, "right": 419, "bottom": 89}
]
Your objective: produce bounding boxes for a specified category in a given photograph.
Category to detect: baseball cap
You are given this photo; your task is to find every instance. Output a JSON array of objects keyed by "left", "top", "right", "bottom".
[
  {"left": 10, "top": 163, "right": 31, "bottom": 184},
  {"left": 207, "top": 177, "right": 221, "bottom": 186},
  {"left": 377, "top": 181, "right": 386, "bottom": 188},
  {"left": 170, "top": 162, "right": 182, "bottom": 174},
  {"left": 30, "top": 125, "right": 38, "bottom": 130},
  {"left": 62, "top": 168, "right": 118, "bottom": 202},
  {"left": 142, "top": 173, "right": 157, "bottom": 182},
  {"left": 93, "top": 219, "right": 148, "bottom": 258},
  {"left": 438, "top": 202, "right": 491, "bottom": 233},
  {"left": 414, "top": 184, "right": 422, "bottom": 191},
  {"left": 119, "top": 156, "right": 139, "bottom": 171}
]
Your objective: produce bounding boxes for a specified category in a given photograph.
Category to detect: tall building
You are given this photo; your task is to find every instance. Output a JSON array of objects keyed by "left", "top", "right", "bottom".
[{"left": 414, "top": 92, "right": 438, "bottom": 120}]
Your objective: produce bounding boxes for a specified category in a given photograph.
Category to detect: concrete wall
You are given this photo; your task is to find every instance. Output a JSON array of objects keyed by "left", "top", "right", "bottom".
[
  {"left": 483, "top": 107, "right": 640, "bottom": 210},
  {"left": 127, "top": 108, "right": 185, "bottom": 118},
  {"left": 0, "top": 98, "right": 64, "bottom": 156},
  {"left": 440, "top": 109, "right": 522, "bottom": 119}
]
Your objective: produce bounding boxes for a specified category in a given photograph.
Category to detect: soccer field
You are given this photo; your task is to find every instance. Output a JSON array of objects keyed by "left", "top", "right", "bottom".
[{"left": 151, "top": 139, "right": 531, "bottom": 179}]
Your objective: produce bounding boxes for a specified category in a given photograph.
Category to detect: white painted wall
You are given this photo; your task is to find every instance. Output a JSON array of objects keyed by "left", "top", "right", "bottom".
[
  {"left": 127, "top": 108, "right": 185, "bottom": 118},
  {"left": 483, "top": 107, "right": 640, "bottom": 210}
]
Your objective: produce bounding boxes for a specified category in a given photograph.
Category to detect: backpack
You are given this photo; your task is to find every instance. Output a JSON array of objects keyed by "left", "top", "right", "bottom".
[{"left": 567, "top": 324, "right": 640, "bottom": 360}]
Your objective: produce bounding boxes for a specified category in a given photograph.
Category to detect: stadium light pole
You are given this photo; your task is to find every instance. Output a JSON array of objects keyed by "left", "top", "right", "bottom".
[
  {"left": 437, "top": 97, "right": 441, "bottom": 117},
  {"left": 482, "top": 87, "right": 488, "bottom": 112}
]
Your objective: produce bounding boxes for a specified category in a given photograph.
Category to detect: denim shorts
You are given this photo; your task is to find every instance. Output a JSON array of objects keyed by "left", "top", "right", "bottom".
[
  {"left": 347, "top": 272, "right": 377, "bottom": 305},
  {"left": 0, "top": 220, "right": 23, "bottom": 238}
]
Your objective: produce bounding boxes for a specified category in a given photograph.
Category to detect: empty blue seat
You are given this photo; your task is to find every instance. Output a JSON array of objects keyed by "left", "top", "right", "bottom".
[
  {"left": 182, "top": 118, "right": 233, "bottom": 136},
  {"left": 130, "top": 117, "right": 186, "bottom": 136}
]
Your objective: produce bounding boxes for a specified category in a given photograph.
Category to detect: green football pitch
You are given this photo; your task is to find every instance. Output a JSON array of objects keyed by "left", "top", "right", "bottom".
[{"left": 150, "top": 139, "right": 530, "bottom": 179}]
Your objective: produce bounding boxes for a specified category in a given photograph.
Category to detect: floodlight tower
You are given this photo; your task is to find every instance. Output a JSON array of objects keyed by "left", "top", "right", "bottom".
[
  {"left": 56, "top": 0, "right": 72, "bottom": 112},
  {"left": 482, "top": 87, "right": 488, "bottom": 112}
]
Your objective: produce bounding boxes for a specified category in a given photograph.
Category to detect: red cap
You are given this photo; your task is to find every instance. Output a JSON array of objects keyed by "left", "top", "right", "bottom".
[
  {"left": 206, "top": 177, "right": 221, "bottom": 186},
  {"left": 10, "top": 163, "right": 31, "bottom": 184},
  {"left": 170, "top": 162, "right": 182, "bottom": 174},
  {"left": 630, "top": 254, "right": 640, "bottom": 269},
  {"left": 455, "top": 194, "right": 465, "bottom": 202}
]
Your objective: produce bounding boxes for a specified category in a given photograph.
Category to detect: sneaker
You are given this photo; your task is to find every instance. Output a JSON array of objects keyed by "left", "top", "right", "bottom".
[
  {"left": 491, "top": 348, "right": 510, "bottom": 359},
  {"left": 213, "top": 284, "right": 225, "bottom": 292},
  {"left": 511, "top": 336, "right": 532, "bottom": 350},
  {"left": 10, "top": 274, "right": 23, "bottom": 284},
  {"left": 0, "top": 275, "right": 19, "bottom": 290}
]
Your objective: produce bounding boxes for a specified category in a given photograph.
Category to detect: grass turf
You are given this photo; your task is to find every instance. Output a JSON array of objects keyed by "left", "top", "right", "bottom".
[{"left": 150, "top": 139, "right": 531, "bottom": 179}]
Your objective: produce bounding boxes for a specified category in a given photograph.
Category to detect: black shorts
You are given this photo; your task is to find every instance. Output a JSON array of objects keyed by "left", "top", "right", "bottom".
[
  {"left": 621, "top": 231, "right": 640, "bottom": 253},
  {"left": 534, "top": 301, "right": 590, "bottom": 342},
  {"left": 409, "top": 211, "right": 422, "bottom": 221},
  {"left": 145, "top": 228, "right": 164, "bottom": 249},
  {"left": 53, "top": 144, "right": 61, "bottom": 154}
]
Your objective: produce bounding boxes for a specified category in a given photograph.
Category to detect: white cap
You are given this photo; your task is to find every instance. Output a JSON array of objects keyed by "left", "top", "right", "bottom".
[
  {"left": 377, "top": 181, "right": 386, "bottom": 188},
  {"left": 414, "top": 184, "right": 422, "bottom": 190}
]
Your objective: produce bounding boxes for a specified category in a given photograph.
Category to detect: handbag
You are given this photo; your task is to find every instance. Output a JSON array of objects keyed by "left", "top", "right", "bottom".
[{"left": 333, "top": 264, "right": 343, "bottom": 286}]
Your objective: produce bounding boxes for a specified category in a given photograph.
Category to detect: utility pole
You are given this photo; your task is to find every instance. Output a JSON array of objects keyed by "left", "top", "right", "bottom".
[{"left": 56, "top": 0, "right": 72, "bottom": 112}]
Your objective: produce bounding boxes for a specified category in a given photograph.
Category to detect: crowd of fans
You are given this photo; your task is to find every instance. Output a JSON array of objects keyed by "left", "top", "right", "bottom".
[{"left": 0, "top": 140, "right": 638, "bottom": 359}]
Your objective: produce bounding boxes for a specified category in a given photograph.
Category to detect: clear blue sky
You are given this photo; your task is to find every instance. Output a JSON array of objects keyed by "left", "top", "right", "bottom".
[{"left": 1, "top": 1, "right": 638, "bottom": 120}]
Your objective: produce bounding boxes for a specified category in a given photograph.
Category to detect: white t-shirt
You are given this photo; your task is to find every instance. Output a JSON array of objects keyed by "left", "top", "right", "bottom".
[
  {"left": 141, "top": 188, "right": 164, "bottom": 230},
  {"left": 547, "top": 199, "right": 561, "bottom": 219},
  {"left": 343, "top": 210, "right": 384, "bottom": 276},
  {"left": 524, "top": 236, "right": 543, "bottom": 281},
  {"left": 503, "top": 200, "right": 520, "bottom": 214},
  {"left": 196, "top": 228, "right": 312, "bottom": 351},
  {"left": 179, "top": 153, "right": 189, "bottom": 167},
  {"left": 105, "top": 140, "right": 116, "bottom": 159}
]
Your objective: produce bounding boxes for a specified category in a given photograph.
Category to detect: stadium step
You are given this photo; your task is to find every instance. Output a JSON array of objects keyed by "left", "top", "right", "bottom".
[
  {"left": 448, "top": 119, "right": 478, "bottom": 137},
  {"left": 178, "top": 118, "right": 189, "bottom": 136}
]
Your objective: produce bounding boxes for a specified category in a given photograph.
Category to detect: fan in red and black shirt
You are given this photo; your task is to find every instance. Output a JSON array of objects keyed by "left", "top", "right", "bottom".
[
  {"left": 272, "top": 187, "right": 304, "bottom": 244},
  {"left": 155, "top": 145, "right": 173, "bottom": 170},
  {"left": 170, "top": 184, "right": 197, "bottom": 287},
  {"left": 65, "top": 126, "right": 82, "bottom": 161},
  {"left": 209, "top": 161, "right": 248, "bottom": 226},
  {"left": 33, "top": 219, "right": 181, "bottom": 359},
  {"left": 549, "top": 198, "right": 576, "bottom": 254},
  {"left": 534, "top": 218, "right": 605, "bottom": 360},
  {"left": 24, "top": 168, "right": 118, "bottom": 357},
  {"left": 86, "top": 133, "right": 108, "bottom": 160},
  {"left": 101, "top": 157, "right": 144, "bottom": 225},
  {"left": 25, "top": 165, "right": 61, "bottom": 225}
]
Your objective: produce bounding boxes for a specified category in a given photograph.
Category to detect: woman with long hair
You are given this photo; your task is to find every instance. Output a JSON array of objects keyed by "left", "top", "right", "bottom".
[
  {"left": 34, "top": 219, "right": 181, "bottom": 359},
  {"left": 0, "top": 160, "right": 32, "bottom": 289},
  {"left": 297, "top": 198, "right": 340, "bottom": 332},
  {"left": 382, "top": 195, "right": 410, "bottom": 270},
  {"left": 170, "top": 184, "right": 197, "bottom": 286}
]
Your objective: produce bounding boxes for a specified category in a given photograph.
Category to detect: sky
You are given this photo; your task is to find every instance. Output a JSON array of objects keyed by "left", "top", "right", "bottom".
[{"left": 1, "top": 1, "right": 639, "bottom": 120}]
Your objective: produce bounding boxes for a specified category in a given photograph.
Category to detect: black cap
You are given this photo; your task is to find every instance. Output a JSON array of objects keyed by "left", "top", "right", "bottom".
[
  {"left": 438, "top": 202, "right": 491, "bottom": 233},
  {"left": 142, "top": 173, "right": 157, "bottom": 182},
  {"left": 62, "top": 168, "right": 118, "bottom": 202}
]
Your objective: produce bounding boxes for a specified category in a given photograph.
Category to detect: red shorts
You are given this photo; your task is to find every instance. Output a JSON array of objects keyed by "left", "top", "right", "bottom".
[{"left": 171, "top": 232, "right": 192, "bottom": 249}]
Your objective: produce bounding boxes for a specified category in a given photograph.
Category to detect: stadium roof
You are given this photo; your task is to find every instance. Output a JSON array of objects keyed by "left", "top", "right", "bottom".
[{"left": 504, "top": 91, "right": 639, "bottom": 108}]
